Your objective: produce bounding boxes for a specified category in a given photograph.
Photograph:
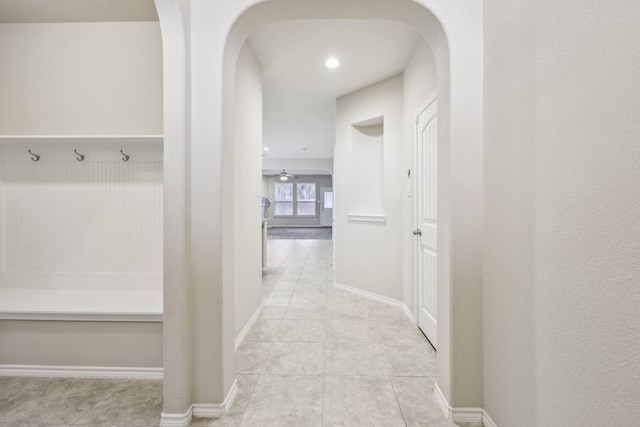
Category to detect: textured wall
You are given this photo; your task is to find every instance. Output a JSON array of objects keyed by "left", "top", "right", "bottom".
[{"left": 484, "top": 1, "right": 640, "bottom": 425}]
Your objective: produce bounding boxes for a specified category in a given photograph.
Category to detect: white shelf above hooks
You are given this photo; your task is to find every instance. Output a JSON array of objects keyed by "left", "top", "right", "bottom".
[{"left": 0, "top": 135, "right": 163, "bottom": 162}]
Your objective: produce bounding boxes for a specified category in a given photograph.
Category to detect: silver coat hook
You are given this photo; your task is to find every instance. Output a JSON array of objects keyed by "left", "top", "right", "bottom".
[
  {"left": 120, "top": 150, "right": 130, "bottom": 162},
  {"left": 74, "top": 149, "right": 85, "bottom": 161},
  {"left": 28, "top": 149, "right": 40, "bottom": 162}
]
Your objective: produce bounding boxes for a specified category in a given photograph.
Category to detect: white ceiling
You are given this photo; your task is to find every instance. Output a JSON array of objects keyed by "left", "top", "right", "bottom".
[
  {"left": 0, "top": 0, "right": 158, "bottom": 23},
  {"left": 248, "top": 20, "right": 421, "bottom": 160}
]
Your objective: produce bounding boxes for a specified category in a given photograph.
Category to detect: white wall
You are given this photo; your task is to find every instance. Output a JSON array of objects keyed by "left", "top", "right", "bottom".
[
  {"left": 484, "top": 1, "right": 640, "bottom": 425},
  {"left": 0, "top": 22, "right": 162, "bottom": 135},
  {"left": 402, "top": 40, "right": 437, "bottom": 314},
  {"left": 335, "top": 75, "right": 404, "bottom": 301},
  {"left": 232, "top": 43, "right": 263, "bottom": 338}
]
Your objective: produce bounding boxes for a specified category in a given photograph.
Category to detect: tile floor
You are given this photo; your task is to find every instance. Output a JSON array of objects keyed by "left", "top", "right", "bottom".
[{"left": 0, "top": 239, "right": 459, "bottom": 427}]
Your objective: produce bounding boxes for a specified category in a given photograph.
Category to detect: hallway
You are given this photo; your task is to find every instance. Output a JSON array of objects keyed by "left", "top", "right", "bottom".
[
  {"left": 0, "top": 238, "right": 453, "bottom": 426},
  {"left": 206, "top": 238, "right": 453, "bottom": 426}
]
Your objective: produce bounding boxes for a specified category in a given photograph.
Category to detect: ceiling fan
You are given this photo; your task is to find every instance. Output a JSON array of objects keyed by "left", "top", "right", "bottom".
[{"left": 276, "top": 169, "right": 298, "bottom": 181}]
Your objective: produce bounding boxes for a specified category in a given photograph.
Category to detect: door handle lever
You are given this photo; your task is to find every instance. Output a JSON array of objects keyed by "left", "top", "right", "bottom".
[{"left": 413, "top": 229, "right": 422, "bottom": 236}]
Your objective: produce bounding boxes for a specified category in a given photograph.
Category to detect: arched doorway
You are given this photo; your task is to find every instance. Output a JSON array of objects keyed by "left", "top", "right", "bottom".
[{"left": 157, "top": 0, "right": 483, "bottom": 423}]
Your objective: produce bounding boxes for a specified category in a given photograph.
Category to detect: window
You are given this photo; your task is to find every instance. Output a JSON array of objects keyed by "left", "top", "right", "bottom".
[
  {"left": 297, "top": 183, "right": 316, "bottom": 216},
  {"left": 273, "top": 182, "right": 317, "bottom": 217},
  {"left": 274, "top": 182, "right": 293, "bottom": 216}
]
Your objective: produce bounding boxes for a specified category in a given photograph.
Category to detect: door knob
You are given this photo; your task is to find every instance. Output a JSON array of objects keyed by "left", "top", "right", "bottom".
[{"left": 413, "top": 229, "right": 422, "bottom": 236}]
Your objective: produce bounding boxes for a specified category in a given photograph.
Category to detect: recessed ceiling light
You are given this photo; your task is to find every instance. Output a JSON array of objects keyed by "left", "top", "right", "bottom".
[
  {"left": 325, "top": 57, "right": 340, "bottom": 69},
  {"left": 263, "top": 147, "right": 269, "bottom": 151}
]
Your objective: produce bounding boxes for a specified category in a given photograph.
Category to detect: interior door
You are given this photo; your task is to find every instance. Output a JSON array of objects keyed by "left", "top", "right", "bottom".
[
  {"left": 320, "top": 187, "right": 333, "bottom": 227},
  {"left": 415, "top": 95, "right": 438, "bottom": 349}
]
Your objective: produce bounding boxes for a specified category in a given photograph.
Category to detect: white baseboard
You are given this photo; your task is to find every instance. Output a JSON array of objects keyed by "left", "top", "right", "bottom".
[
  {"left": 160, "top": 379, "right": 238, "bottom": 427},
  {"left": 0, "top": 364, "right": 163, "bottom": 379},
  {"left": 235, "top": 303, "right": 263, "bottom": 351},
  {"left": 333, "top": 281, "right": 415, "bottom": 322},
  {"left": 160, "top": 407, "right": 193, "bottom": 427},
  {"left": 193, "top": 379, "right": 238, "bottom": 417},
  {"left": 483, "top": 410, "right": 499, "bottom": 427},
  {"left": 434, "top": 381, "right": 498, "bottom": 427}
]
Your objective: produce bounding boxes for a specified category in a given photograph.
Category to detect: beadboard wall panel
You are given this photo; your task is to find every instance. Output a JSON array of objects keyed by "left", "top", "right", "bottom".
[{"left": 0, "top": 161, "right": 162, "bottom": 274}]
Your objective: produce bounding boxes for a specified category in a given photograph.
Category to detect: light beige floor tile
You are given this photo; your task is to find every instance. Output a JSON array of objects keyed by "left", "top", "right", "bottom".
[
  {"left": 274, "top": 319, "right": 325, "bottom": 342},
  {"left": 262, "top": 342, "right": 324, "bottom": 374},
  {"left": 235, "top": 342, "right": 272, "bottom": 374},
  {"left": 370, "top": 319, "right": 429, "bottom": 344},
  {"left": 326, "top": 302, "right": 367, "bottom": 320},
  {"left": 228, "top": 375, "right": 259, "bottom": 416},
  {"left": 269, "top": 279, "right": 298, "bottom": 291},
  {"left": 365, "top": 300, "right": 409, "bottom": 322},
  {"left": 0, "top": 377, "right": 121, "bottom": 424},
  {"left": 326, "top": 287, "right": 364, "bottom": 304},
  {"left": 295, "top": 279, "right": 329, "bottom": 291},
  {"left": 323, "top": 376, "right": 405, "bottom": 427},
  {"left": 262, "top": 290, "right": 292, "bottom": 305},
  {"left": 325, "top": 319, "right": 373, "bottom": 342},
  {"left": 379, "top": 343, "right": 437, "bottom": 376},
  {"left": 190, "top": 413, "right": 243, "bottom": 426},
  {"left": 258, "top": 305, "right": 287, "bottom": 319},
  {"left": 74, "top": 379, "right": 163, "bottom": 425},
  {"left": 243, "top": 319, "right": 281, "bottom": 342},
  {"left": 324, "top": 342, "right": 386, "bottom": 376},
  {"left": 241, "top": 375, "right": 323, "bottom": 427},
  {"left": 289, "top": 290, "right": 327, "bottom": 305},
  {"left": 283, "top": 304, "right": 327, "bottom": 320},
  {"left": 390, "top": 377, "right": 455, "bottom": 427}
]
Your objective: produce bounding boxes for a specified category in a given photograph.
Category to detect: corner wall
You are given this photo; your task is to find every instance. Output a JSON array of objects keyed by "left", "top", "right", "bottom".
[
  {"left": 335, "top": 75, "right": 404, "bottom": 301},
  {"left": 233, "top": 43, "right": 263, "bottom": 338}
]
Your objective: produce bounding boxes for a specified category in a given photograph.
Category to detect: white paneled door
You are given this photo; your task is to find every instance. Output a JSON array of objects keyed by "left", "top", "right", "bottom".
[
  {"left": 320, "top": 187, "right": 333, "bottom": 227},
  {"left": 415, "top": 95, "right": 438, "bottom": 349}
]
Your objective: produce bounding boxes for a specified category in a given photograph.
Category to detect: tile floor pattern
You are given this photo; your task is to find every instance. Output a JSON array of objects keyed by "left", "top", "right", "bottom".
[{"left": 0, "top": 239, "right": 461, "bottom": 427}]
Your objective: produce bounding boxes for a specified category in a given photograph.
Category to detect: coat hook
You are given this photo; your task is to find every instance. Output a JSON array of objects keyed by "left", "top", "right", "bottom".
[
  {"left": 74, "top": 149, "right": 85, "bottom": 161},
  {"left": 28, "top": 149, "right": 40, "bottom": 162},
  {"left": 120, "top": 150, "right": 130, "bottom": 162}
]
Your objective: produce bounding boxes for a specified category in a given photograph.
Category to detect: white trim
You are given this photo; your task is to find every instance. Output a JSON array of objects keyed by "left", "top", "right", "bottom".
[
  {"left": 193, "top": 379, "right": 238, "bottom": 418},
  {"left": 347, "top": 214, "right": 386, "bottom": 223},
  {"left": 333, "top": 282, "right": 414, "bottom": 323},
  {"left": 160, "top": 406, "right": 193, "bottom": 427},
  {"left": 160, "top": 379, "right": 238, "bottom": 427},
  {"left": 415, "top": 91, "right": 438, "bottom": 119},
  {"left": 235, "top": 303, "right": 263, "bottom": 351},
  {"left": 0, "top": 312, "right": 162, "bottom": 322},
  {"left": 402, "top": 304, "right": 416, "bottom": 323},
  {"left": 0, "top": 364, "right": 163, "bottom": 379},
  {"left": 434, "top": 381, "right": 499, "bottom": 427},
  {"left": 483, "top": 410, "right": 499, "bottom": 427},
  {"left": 434, "top": 381, "right": 452, "bottom": 419}
]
